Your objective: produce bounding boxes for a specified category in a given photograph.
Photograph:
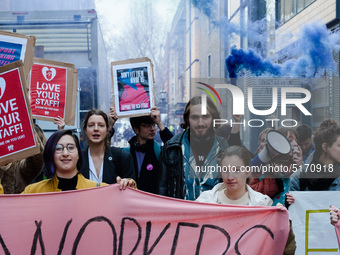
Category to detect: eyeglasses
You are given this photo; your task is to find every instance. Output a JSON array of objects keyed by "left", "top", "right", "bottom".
[
  {"left": 141, "top": 123, "right": 156, "bottom": 128},
  {"left": 55, "top": 144, "right": 77, "bottom": 154}
]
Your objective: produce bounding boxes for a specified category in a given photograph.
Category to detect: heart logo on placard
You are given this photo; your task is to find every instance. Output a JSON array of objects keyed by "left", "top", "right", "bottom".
[
  {"left": 42, "top": 67, "right": 56, "bottom": 81},
  {"left": 0, "top": 78, "right": 6, "bottom": 100}
]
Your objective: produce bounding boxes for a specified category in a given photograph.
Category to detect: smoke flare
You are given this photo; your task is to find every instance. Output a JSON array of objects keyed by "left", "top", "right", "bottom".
[{"left": 226, "top": 22, "right": 339, "bottom": 79}]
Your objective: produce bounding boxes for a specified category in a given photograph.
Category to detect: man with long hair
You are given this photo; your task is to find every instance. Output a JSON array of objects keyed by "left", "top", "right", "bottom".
[{"left": 159, "top": 96, "right": 229, "bottom": 200}]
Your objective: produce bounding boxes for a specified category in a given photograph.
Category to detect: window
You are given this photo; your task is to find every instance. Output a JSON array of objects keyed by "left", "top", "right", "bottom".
[
  {"left": 207, "top": 16, "right": 212, "bottom": 34},
  {"left": 230, "top": 12, "right": 241, "bottom": 48},
  {"left": 227, "top": 0, "right": 231, "bottom": 19},
  {"left": 208, "top": 55, "right": 211, "bottom": 78},
  {"left": 283, "top": 0, "right": 290, "bottom": 21},
  {"left": 291, "top": 0, "right": 296, "bottom": 17},
  {"left": 297, "top": 0, "right": 304, "bottom": 12},
  {"left": 313, "top": 107, "right": 330, "bottom": 123},
  {"left": 277, "top": 0, "right": 317, "bottom": 24},
  {"left": 241, "top": 6, "right": 248, "bottom": 49}
]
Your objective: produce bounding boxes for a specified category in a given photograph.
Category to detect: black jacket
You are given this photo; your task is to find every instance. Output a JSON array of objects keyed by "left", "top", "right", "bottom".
[
  {"left": 128, "top": 138, "right": 161, "bottom": 194},
  {"left": 159, "top": 130, "right": 229, "bottom": 199},
  {"left": 81, "top": 146, "right": 135, "bottom": 184},
  {"left": 128, "top": 127, "right": 173, "bottom": 194}
]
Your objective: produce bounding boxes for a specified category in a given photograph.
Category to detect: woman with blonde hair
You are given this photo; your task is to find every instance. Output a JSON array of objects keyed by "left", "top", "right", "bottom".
[{"left": 197, "top": 145, "right": 296, "bottom": 254}]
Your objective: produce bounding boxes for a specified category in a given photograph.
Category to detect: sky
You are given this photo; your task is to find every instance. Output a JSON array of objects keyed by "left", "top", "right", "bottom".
[
  {"left": 94, "top": 0, "right": 181, "bottom": 38},
  {"left": 93, "top": 0, "right": 181, "bottom": 125}
]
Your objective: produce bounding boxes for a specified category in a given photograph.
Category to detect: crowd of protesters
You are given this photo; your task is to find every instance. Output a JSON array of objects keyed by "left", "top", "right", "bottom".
[{"left": 1, "top": 95, "right": 340, "bottom": 254}]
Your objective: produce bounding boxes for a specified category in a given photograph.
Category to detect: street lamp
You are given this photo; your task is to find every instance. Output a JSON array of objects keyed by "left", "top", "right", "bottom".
[
  {"left": 160, "top": 90, "right": 167, "bottom": 106},
  {"left": 159, "top": 90, "right": 168, "bottom": 125}
]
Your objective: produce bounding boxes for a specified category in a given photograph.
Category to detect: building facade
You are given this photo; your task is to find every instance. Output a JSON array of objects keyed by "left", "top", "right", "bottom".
[
  {"left": 0, "top": 0, "right": 110, "bottom": 138},
  {"left": 276, "top": 0, "right": 340, "bottom": 128},
  {"left": 164, "top": 0, "right": 339, "bottom": 151}
]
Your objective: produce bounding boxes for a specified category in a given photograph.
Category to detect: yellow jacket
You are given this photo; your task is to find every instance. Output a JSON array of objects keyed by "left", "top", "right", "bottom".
[
  {"left": 22, "top": 173, "right": 107, "bottom": 194},
  {"left": 0, "top": 180, "right": 3, "bottom": 194}
]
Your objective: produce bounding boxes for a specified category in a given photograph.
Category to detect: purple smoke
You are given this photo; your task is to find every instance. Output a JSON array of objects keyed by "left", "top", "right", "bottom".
[
  {"left": 226, "top": 22, "right": 339, "bottom": 78},
  {"left": 191, "top": 0, "right": 215, "bottom": 18},
  {"left": 226, "top": 47, "right": 281, "bottom": 78}
]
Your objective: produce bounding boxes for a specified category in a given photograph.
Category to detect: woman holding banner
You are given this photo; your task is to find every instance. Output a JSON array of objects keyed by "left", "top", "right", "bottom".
[
  {"left": 22, "top": 129, "right": 135, "bottom": 193},
  {"left": 80, "top": 109, "right": 136, "bottom": 185},
  {"left": 196, "top": 146, "right": 272, "bottom": 206},
  {"left": 196, "top": 145, "right": 296, "bottom": 254}
]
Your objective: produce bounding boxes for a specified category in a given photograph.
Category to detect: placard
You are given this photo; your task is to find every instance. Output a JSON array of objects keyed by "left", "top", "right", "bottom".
[
  {"left": 30, "top": 58, "right": 77, "bottom": 125},
  {"left": 289, "top": 191, "right": 340, "bottom": 254},
  {"left": 111, "top": 57, "right": 155, "bottom": 118},
  {"left": 0, "top": 30, "right": 35, "bottom": 85},
  {"left": 0, "top": 61, "right": 39, "bottom": 166}
]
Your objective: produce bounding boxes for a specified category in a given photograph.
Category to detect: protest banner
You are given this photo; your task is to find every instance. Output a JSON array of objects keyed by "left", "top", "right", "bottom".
[
  {"left": 0, "top": 60, "right": 39, "bottom": 166},
  {"left": 0, "top": 184, "right": 289, "bottom": 254},
  {"left": 111, "top": 57, "right": 155, "bottom": 118},
  {"left": 0, "top": 30, "right": 35, "bottom": 84},
  {"left": 29, "top": 58, "right": 78, "bottom": 125},
  {"left": 289, "top": 191, "right": 340, "bottom": 254}
]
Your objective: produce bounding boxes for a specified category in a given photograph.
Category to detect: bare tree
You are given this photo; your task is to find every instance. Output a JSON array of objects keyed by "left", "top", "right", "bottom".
[{"left": 106, "top": 0, "right": 167, "bottom": 100}]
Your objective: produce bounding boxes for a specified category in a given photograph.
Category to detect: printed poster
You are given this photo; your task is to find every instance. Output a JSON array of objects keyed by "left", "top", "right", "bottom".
[
  {"left": 0, "top": 61, "right": 39, "bottom": 166},
  {"left": 0, "top": 30, "right": 35, "bottom": 84},
  {"left": 30, "top": 64, "right": 67, "bottom": 118},
  {"left": 30, "top": 58, "right": 77, "bottom": 125},
  {"left": 111, "top": 57, "right": 155, "bottom": 118},
  {"left": 0, "top": 39, "right": 25, "bottom": 66}
]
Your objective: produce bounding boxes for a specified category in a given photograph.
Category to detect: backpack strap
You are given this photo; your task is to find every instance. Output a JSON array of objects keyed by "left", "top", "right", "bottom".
[
  {"left": 153, "top": 141, "right": 161, "bottom": 161},
  {"left": 122, "top": 147, "right": 130, "bottom": 153},
  {"left": 124, "top": 143, "right": 160, "bottom": 161}
]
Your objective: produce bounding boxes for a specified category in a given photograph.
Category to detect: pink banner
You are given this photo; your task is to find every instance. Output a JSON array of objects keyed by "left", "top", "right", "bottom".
[{"left": 0, "top": 185, "right": 289, "bottom": 254}]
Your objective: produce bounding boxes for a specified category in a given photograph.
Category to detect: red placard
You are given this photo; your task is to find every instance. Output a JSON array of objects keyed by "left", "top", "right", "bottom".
[
  {"left": 0, "top": 65, "right": 36, "bottom": 159},
  {"left": 30, "top": 63, "right": 67, "bottom": 119}
]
